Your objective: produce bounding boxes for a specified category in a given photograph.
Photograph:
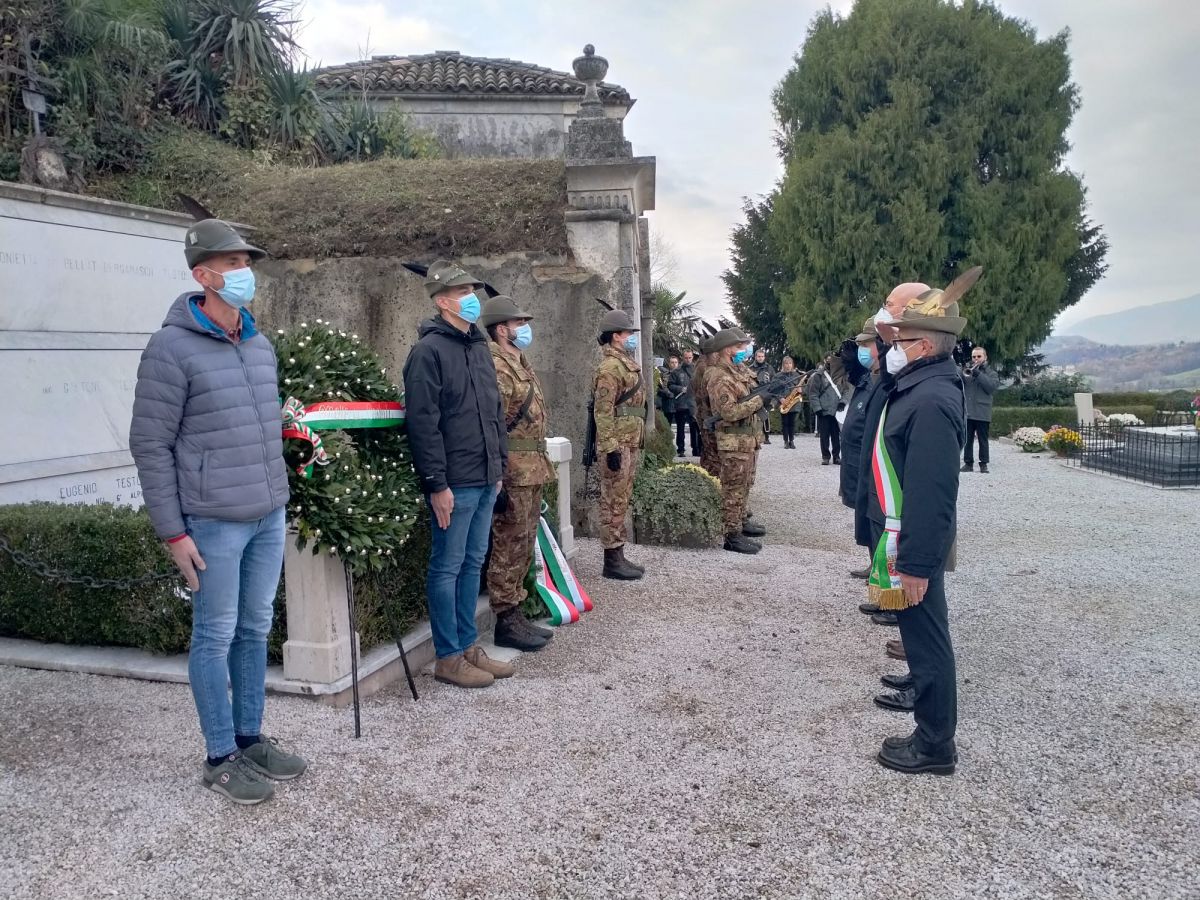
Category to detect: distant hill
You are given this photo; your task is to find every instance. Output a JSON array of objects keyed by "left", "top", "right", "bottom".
[
  {"left": 1039, "top": 335, "right": 1200, "bottom": 390},
  {"left": 1058, "top": 293, "right": 1200, "bottom": 345}
]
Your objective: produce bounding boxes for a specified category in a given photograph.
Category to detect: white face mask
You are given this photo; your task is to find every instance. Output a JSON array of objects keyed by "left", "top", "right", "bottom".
[
  {"left": 885, "top": 344, "right": 910, "bottom": 375},
  {"left": 874, "top": 307, "right": 895, "bottom": 325}
]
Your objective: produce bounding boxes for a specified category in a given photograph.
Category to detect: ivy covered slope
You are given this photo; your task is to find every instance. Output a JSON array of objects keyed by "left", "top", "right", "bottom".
[{"left": 274, "top": 320, "right": 422, "bottom": 573}]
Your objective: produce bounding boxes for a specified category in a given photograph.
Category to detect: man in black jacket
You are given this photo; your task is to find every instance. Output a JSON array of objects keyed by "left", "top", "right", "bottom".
[
  {"left": 403, "top": 260, "right": 512, "bottom": 690},
  {"left": 865, "top": 270, "right": 979, "bottom": 775},
  {"left": 668, "top": 351, "right": 699, "bottom": 456}
]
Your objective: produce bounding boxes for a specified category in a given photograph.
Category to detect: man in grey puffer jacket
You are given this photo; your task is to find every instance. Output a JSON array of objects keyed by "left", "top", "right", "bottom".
[{"left": 129, "top": 219, "right": 304, "bottom": 805}]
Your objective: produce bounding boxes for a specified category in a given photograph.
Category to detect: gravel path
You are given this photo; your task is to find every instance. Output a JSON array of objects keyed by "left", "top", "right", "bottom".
[{"left": 2, "top": 437, "right": 1198, "bottom": 900}]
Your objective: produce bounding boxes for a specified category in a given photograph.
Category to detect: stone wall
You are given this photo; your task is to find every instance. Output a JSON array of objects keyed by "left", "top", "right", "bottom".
[
  {"left": 253, "top": 252, "right": 610, "bottom": 526},
  {"left": 366, "top": 97, "right": 628, "bottom": 160}
]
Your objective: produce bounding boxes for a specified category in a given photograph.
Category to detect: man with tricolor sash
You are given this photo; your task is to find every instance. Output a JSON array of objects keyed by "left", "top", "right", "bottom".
[
  {"left": 866, "top": 267, "right": 981, "bottom": 776},
  {"left": 478, "top": 294, "right": 558, "bottom": 653}
]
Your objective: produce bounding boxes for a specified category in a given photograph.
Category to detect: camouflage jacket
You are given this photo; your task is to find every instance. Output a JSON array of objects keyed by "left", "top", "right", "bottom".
[
  {"left": 593, "top": 345, "right": 645, "bottom": 454},
  {"left": 693, "top": 357, "right": 713, "bottom": 424},
  {"left": 491, "top": 343, "right": 555, "bottom": 487},
  {"left": 707, "top": 360, "right": 764, "bottom": 452},
  {"left": 738, "top": 364, "right": 765, "bottom": 448}
]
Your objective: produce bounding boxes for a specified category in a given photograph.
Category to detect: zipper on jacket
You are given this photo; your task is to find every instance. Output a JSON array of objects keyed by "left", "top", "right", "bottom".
[{"left": 237, "top": 343, "right": 272, "bottom": 489}]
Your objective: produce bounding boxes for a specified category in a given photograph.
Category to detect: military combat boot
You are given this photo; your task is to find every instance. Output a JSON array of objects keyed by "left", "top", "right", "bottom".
[
  {"left": 494, "top": 608, "right": 548, "bottom": 652},
  {"left": 742, "top": 516, "right": 766, "bottom": 537},
  {"left": 619, "top": 546, "right": 645, "bottom": 575},
  {"left": 603, "top": 546, "right": 643, "bottom": 580},
  {"left": 724, "top": 532, "right": 761, "bottom": 554}
]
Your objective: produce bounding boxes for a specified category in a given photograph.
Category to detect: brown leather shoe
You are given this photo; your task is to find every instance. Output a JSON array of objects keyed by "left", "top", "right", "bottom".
[
  {"left": 886, "top": 639, "right": 906, "bottom": 661},
  {"left": 434, "top": 654, "right": 494, "bottom": 689},
  {"left": 464, "top": 644, "right": 515, "bottom": 679}
]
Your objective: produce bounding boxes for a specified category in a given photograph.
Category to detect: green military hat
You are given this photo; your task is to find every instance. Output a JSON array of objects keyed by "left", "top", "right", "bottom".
[
  {"left": 598, "top": 308, "right": 639, "bottom": 335},
  {"left": 855, "top": 316, "right": 877, "bottom": 343},
  {"left": 894, "top": 266, "right": 982, "bottom": 336},
  {"left": 708, "top": 327, "right": 751, "bottom": 353},
  {"left": 424, "top": 259, "right": 483, "bottom": 298},
  {"left": 478, "top": 294, "right": 532, "bottom": 328},
  {"left": 184, "top": 219, "right": 265, "bottom": 269},
  {"left": 698, "top": 335, "right": 713, "bottom": 354}
]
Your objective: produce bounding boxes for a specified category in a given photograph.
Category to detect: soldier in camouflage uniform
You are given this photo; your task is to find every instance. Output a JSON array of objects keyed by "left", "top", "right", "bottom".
[
  {"left": 736, "top": 359, "right": 768, "bottom": 538},
  {"left": 706, "top": 328, "right": 770, "bottom": 554},
  {"left": 693, "top": 338, "right": 722, "bottom": 479},
  {"left": 592, "top": 309, "right": 646, "bottom": 580},
  {"left": 479, "top": 295, "right": 558, "bottom": 652}
]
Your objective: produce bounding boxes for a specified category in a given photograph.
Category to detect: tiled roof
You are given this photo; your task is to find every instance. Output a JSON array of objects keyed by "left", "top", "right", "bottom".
[{"left": 315, "top": 51, "right": 631, "bottom": 104}]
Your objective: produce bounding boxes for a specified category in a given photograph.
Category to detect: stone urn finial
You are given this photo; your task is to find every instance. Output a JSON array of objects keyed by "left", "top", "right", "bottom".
[{"left": 573, "top": 44, "right": 608, "bottom": 117}]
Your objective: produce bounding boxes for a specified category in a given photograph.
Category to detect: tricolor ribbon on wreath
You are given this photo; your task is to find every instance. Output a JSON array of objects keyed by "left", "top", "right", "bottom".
[
  {"left": 281, "top": 397, "right": 406, "bottom": 477},
  {"left": 867, "top": 401, "right": 910, "bottom": 611}
]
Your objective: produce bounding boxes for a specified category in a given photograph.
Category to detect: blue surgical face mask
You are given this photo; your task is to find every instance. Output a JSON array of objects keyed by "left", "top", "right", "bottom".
[
  {"left": 457, "top": 292, "right": 481, "bottom": 324},
  {"left": 732, "top": 347, "right": 751, "bottom": 365},
  {"left": 512, "top": 323, "right": 533, "bottom": 350},
  {"left": 623, "top": 333, "right": 640, "bottom": 353},
  {"left": 857, "top": 346, "right": 873, "bottom": 367},
  {"left": 205, "top": 265, "right": 255, "bottom": 306}
]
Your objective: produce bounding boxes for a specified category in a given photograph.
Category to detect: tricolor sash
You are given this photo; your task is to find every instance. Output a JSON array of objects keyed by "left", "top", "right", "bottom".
[
  {"left": 538, "top": 517, "right": 593, "bottom": 614},
  {"left": 531, "top": 538, "right": 579, "bottom": 626},
  {"left": 281, "top": 397, "right": 405, "bottom": 477},
  {"left": 867, "top": 402, "right": 910, "bottom": 610}
]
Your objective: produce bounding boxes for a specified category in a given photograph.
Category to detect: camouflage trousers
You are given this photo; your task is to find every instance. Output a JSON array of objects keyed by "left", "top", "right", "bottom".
[
  {"left": 599, "top": 446, "right": 640, "bottom": 549},
  {"left": 718, "top": 449, "right": 754, "bottom": 532},
  {"left": 700, "top": 430, "right": 721, "bottom": 479},
  {"left": 487, "top": 484, "right": 542, "bottom": 613}
]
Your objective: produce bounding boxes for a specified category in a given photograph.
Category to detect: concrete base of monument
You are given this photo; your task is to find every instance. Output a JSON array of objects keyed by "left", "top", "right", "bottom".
[{"left": 0, "top": 598, "right": 507, "bottom": 708}]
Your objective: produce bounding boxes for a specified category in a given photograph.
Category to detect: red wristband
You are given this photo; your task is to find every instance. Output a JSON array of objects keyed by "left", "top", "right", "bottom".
[{"left": 166, "top": 534, "right": 188, "bottom": 544}]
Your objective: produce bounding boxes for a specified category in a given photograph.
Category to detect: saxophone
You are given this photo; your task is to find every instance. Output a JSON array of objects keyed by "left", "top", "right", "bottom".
[{"left": 778, "top": 371, "right": 811, "bottom": 414}]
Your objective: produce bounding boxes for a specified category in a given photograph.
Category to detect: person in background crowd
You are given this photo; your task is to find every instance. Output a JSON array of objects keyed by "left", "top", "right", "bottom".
[
  {"left": 961, "top": 345, "right": 1000, "bottom": 473},
  {"left": 778, "top": 356, "right": 800, "bottom": 448},
  {"left": 865, "top": 273, "right": 977, "bottom": 775},
  {"left": 806, "top": 354, "right": 843, "bottom": 465},
  {"left": 840, "top": 319, "right": 881, "bottom": 531},
  {"left": 750, "top": 348, "right": 774, "bottom": 444},
  {"left": 130, "top": 219, "right": 304, "bottom": 805},
  {"left": 404, "top": 260, "right": 512, "bottom": 690},
  {"left": 479, "top": 295, "right": 557, "bottom": 654},
  {"left": 592, "top": 309, "right": 647, "bottom": 580},
  {"left": 658, "top": 356, "right": 678, "bottom": 427},
  {"left": 669, "top": 350, "right": 700, "bottom": 457}
]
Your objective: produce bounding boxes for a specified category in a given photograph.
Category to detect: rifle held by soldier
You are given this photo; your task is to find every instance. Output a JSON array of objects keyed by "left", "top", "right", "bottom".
[{"left": 704, "top": 369, "right": 805, "bottom": 431}]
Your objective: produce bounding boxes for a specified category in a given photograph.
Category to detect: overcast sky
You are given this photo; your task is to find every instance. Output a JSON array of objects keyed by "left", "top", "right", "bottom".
[{"left": 299, "top": 0, "right": 1199, "bottom": 330}]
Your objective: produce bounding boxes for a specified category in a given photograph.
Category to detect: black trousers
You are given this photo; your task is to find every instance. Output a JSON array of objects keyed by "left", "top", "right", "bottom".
[
  {"left": 964, "top": 418, "right": 990, "bottom": 465},
  {"left": 675, "top": 411, "right": 699, "bottom": 455},
  {"left": 781, "top": 411, "right": 798, "bottom": 442},
  {"left": 817, "top": 413, "right": 841, "bottom": 460},
  {"left": 896, "top": 568, "right": 957, "bottom": 756}
]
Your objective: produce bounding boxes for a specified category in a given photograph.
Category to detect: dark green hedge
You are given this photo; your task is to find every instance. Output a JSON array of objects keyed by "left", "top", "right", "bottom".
[
  {"left": 0, "top": 502, "right": 430, "bottom": 662},
  {"left": 992, "top": 405, "right": 1157, "bottom": 435}
]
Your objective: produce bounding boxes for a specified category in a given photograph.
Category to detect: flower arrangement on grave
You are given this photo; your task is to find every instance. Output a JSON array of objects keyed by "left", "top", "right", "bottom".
[
  {"left": 273, "top": 319, "right": 422, "bottom": 573},
  {"left": 1044, "top": 426, "right": 1083, "bottom": 456},
  {"left": 1102, "top": 413, "right": 1144, "bottom": 427},
  {"left": 1012, "top": 426, "right": 1047, "bottom": 452},
  {"left": 632, "top": 462, "right": 723, "bottom": 547}
]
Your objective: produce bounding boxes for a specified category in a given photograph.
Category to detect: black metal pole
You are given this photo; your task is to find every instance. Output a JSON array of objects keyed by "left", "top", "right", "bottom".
[
  {"left": 381, "top": 590, "right": 420, "bottom": 702},
  {"left": 343, "top": 565, "right": 362, "bottom": 738}
]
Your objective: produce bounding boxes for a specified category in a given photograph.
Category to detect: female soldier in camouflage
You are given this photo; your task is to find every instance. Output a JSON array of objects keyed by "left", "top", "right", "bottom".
[
  {"left": 480, "top": 295, "right": 557, "bottom": 652},
  {"left": 592, "top": 309, "right": 646, "bottom": 580}
]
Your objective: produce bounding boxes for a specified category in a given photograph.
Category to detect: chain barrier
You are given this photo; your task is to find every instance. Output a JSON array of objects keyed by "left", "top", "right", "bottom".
[{"left": 0, "top": 530, "right": 181, "bottom": 591}]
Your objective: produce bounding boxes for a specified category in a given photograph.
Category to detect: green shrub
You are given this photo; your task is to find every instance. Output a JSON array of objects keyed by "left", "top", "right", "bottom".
[
  {"left": 642, "top": 411, "right": 678, "bottom": 470},
  {"left": 1094, "top": 391, "right": 1193, "bottom": 412},
  {"left": 991, "top": 407, "right": 1079, "bottom": 435},
  {"left": 994, "top": 374, "right": 1089, "bottom": 407},
  {"left": 632, "top": 463, "right": 722, "bottom": 548},
  {"left": 992, "top": 405, "right": 1156, "bottom": 435},
  {"left": 0, "top": 502, "right": 431, "bottom": 663}
]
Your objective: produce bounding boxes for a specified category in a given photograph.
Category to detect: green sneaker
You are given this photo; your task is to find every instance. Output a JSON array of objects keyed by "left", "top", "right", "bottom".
[
  {"left": 241, "top": 736, "right": 308, "bottom": 781},
  {"left": 203, "top": 753, "right": 274, "bottom": 805}
]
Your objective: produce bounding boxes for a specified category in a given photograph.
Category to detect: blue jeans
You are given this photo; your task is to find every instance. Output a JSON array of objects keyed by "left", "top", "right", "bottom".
[
  {"left": 185, "top": 505, "right": 285, "bottom": 758},
  {"left": 426, "top": 485, "right": 497, "bottom": 659}
]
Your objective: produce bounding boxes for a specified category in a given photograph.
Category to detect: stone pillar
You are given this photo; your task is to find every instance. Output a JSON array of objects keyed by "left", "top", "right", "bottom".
[
  {"left": 563, "top": 44, "right": 656, "bottom": 534},
  {"left": 545, "top": 436, "right": 576, "bottom": 559},
  {"left": 281, "top": 540, "right": 358, "bottom": 684},
  {"left": 637, "top": 217, "right": 655, "bottom": 432}
]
